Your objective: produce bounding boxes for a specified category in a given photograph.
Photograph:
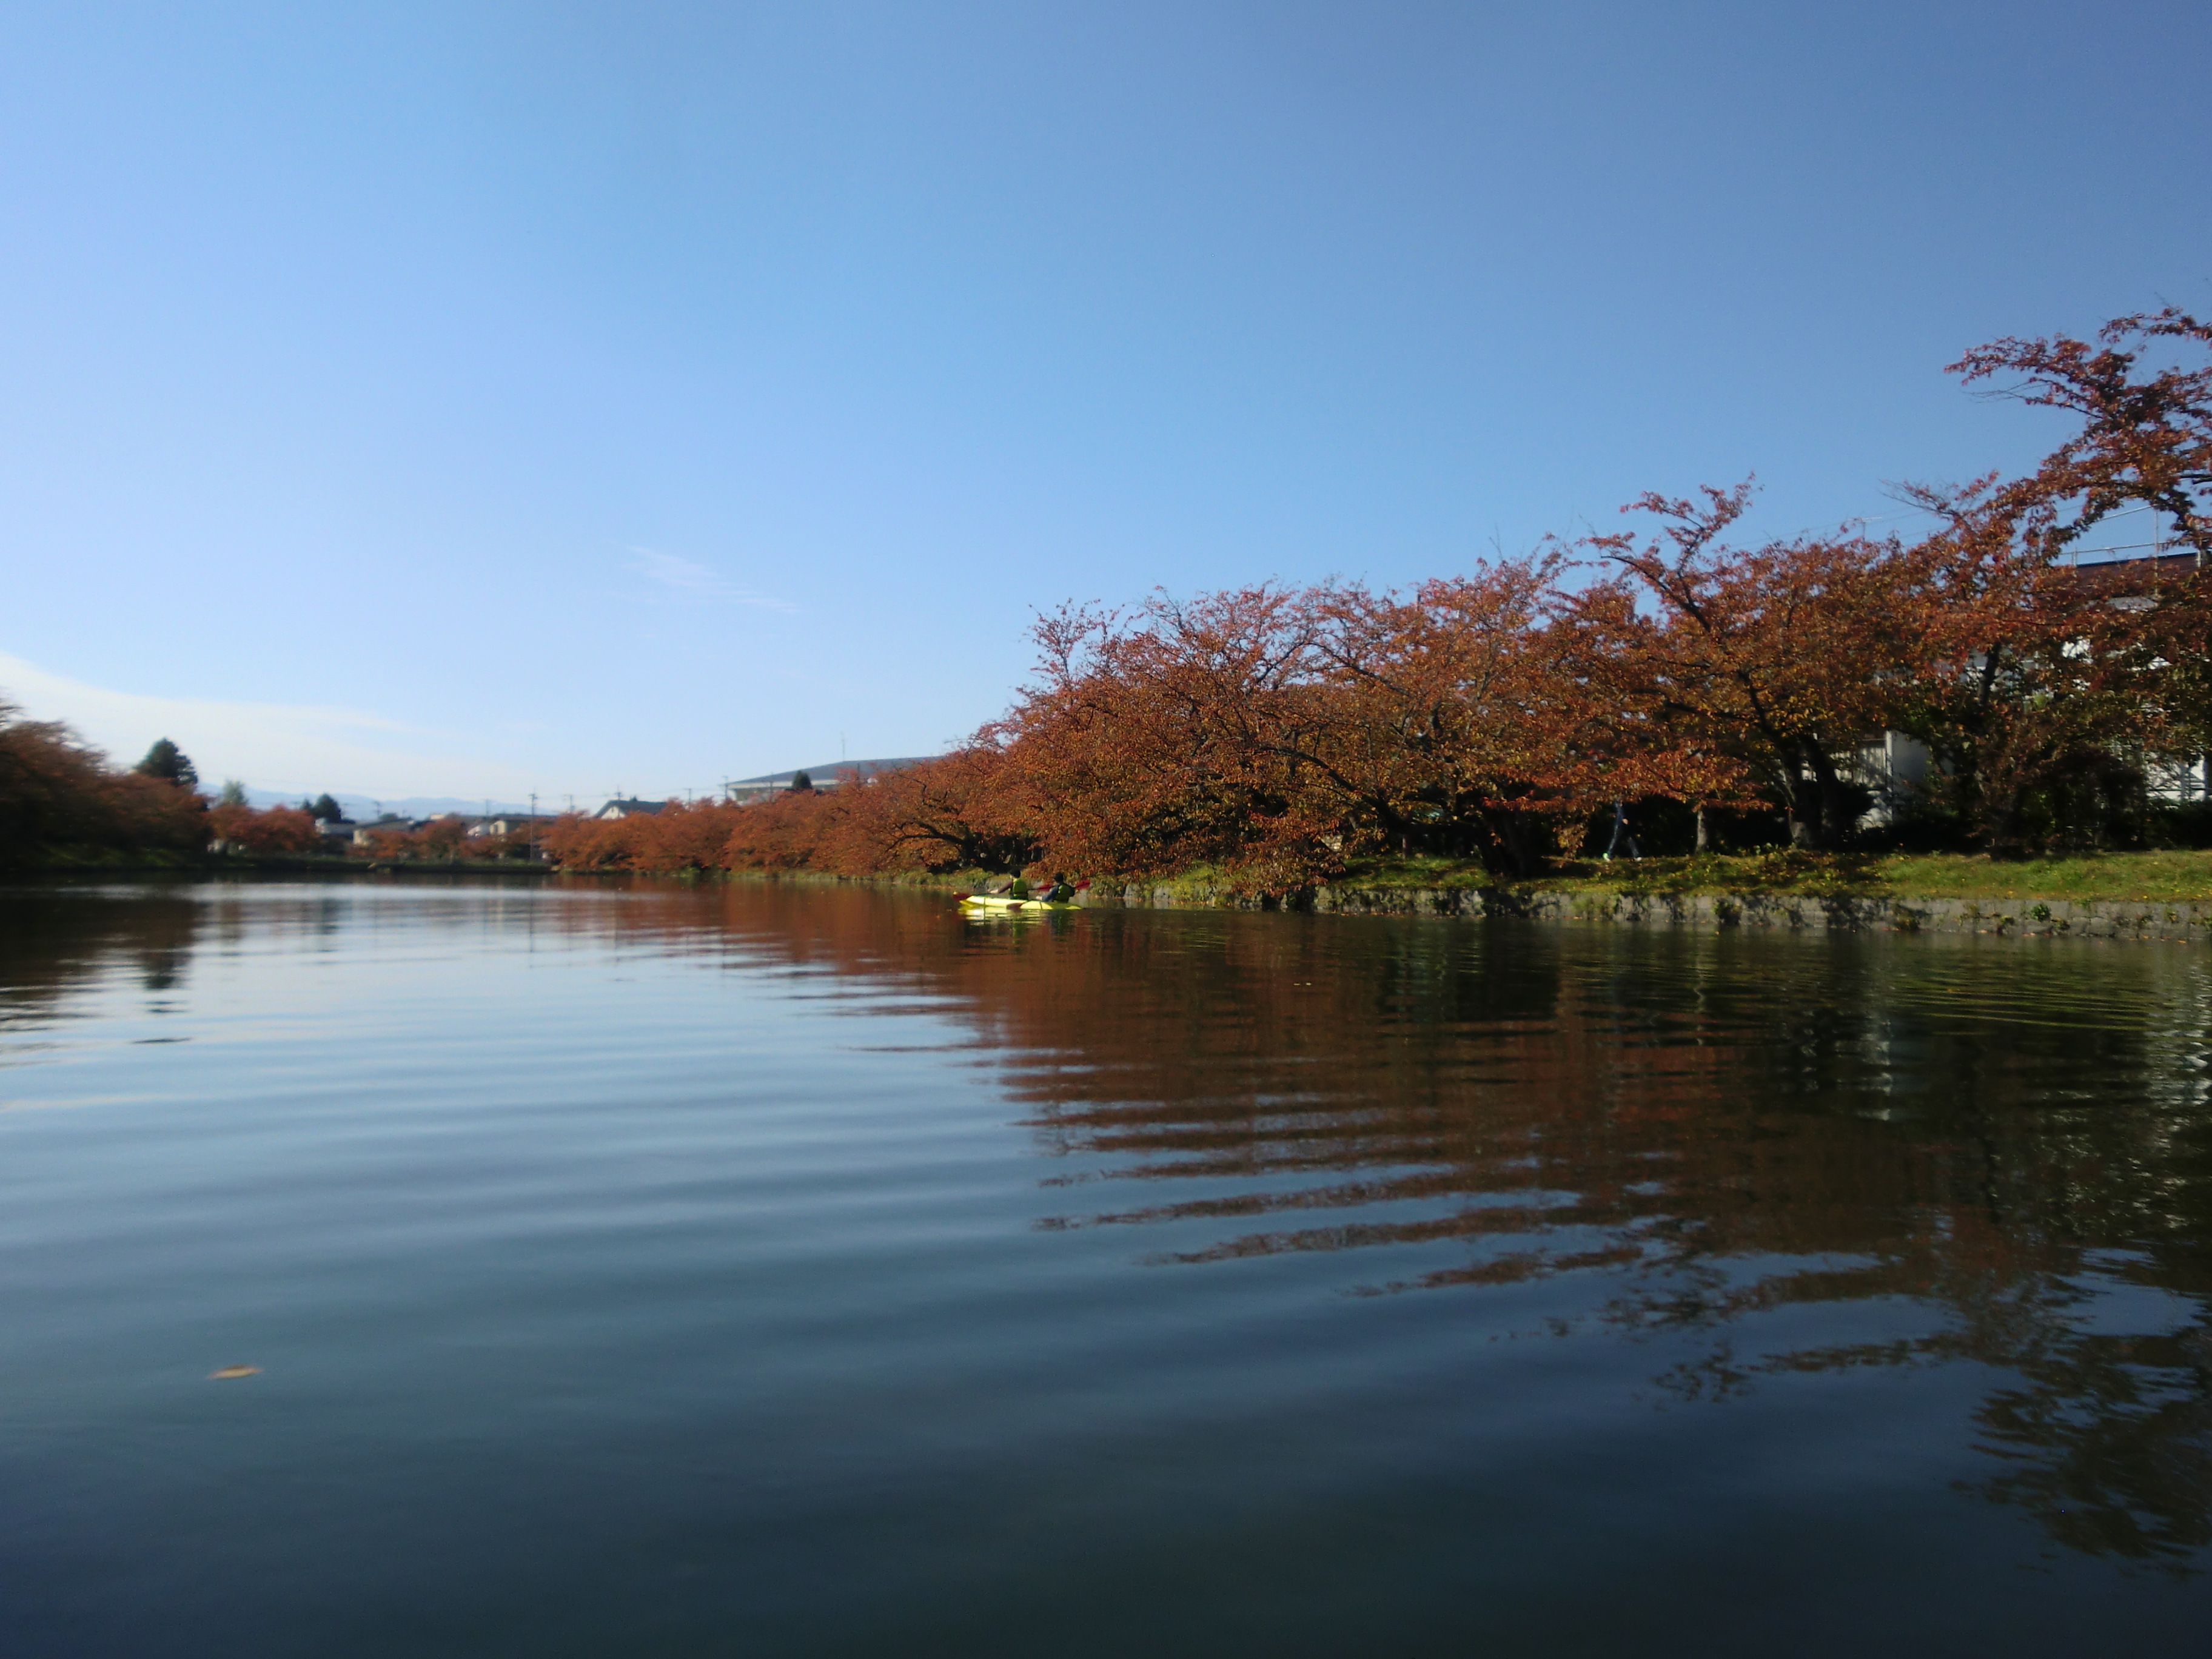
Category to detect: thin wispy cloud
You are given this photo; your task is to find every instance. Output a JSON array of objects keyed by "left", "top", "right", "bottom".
[
  {"left": 0, "top": 649, "right": 545, "bottom": 800},
  {"left": 628, "top": 548, "right": 796, "bottom": 611}
]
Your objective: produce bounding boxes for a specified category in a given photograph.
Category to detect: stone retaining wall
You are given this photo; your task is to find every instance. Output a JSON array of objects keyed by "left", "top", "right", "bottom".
[{"left": 1098, "top": 882, "right": 2211, "bottom": 942}]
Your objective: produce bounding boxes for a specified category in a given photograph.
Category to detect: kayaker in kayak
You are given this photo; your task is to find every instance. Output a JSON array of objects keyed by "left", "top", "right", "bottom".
[{"left": 956, "top": 873, "right": 1078, "bottom": 907}]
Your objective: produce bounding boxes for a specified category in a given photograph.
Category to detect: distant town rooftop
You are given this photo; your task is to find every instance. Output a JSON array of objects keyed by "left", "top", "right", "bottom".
[
  {"left": 730, "top": 756, "right": 936, "bottom": 787},
  {"left": 592, "top": 798, "right": 668, "bottom": 820}
]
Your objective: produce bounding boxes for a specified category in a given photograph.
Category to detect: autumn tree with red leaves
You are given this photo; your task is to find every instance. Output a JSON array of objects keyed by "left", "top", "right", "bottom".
[
  {"left": 209, "top": 802, "right": 322, "bottom": 854},
  {"left": 1572, "top": 484, "right": 1925, "bottom": 851},
  {"left": 1293, "top": 564, "right": 1629, "bottom": 874},
  {"left": 0, "top": 699, "right": 208, "bottom": 862},
  {"left": 985, "top": 589, "right": 1338, "bottom": 884},
  {"left": 829, "top": 746, "right": 1037, "bottom": 874},
  {"left": 984, "top": 566, "right": 1673, "bottom": 882},
  {"left": 1865, "top": 312, "right": 2212, "bottom": 850},
  {"left": 1951, "top": 309, "right": 2212, "bottom": 560}
]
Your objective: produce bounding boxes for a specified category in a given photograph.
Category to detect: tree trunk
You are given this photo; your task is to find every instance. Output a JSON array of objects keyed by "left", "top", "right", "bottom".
[
  {"left": 1979, "top": 790, "right": 2025, "bottom": 859},
  {"left": 1810, "top": 746, "right": 1853, "bottom": 846},
  {"left": 1478, "top": 809, "right": 1544, "bottom": 880},
  {"left": 1783, "top": 766, "right": 1820, "bottom": 849},
  {"left": 1776, "top": 757, "right": 1817, "bottom": 850},
  {"left": 1694, "top": 805, "right": 1712, "bottom": 853}
]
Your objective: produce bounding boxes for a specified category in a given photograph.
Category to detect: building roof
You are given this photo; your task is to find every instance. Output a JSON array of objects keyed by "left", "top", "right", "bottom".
[
  {"left": 2060, "top": 551, "right": 2204, "bottom": 599},
  {"left": 730, "top": 757, "right": 935, "bottom": 786},
  {"left": 594, "top": 797, "right": 669, "bottom": 819}
]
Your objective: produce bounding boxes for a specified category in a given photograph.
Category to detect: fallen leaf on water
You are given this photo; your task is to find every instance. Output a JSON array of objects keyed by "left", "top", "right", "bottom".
[{"left": 207, "top": 1365, "right": 261, "bottom": 1380}]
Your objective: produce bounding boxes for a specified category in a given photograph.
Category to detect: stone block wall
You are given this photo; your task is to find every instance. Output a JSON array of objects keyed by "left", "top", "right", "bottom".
[{"left": 1093, "top": 882, "right": 2211, "bottom": 942}]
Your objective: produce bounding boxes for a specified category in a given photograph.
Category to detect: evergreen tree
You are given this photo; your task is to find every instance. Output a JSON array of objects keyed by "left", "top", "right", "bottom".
[
  {"left": 789, "top": 769, "right": 814, "bottom": 793},
  {"left": 135, "top": 738, "right": 198, "bottom": 789},
  {"left": 308, "top": 793, "right": 342, "bottom": 821},
  {"left": 217, "top": 780, "right": 248, "bottom": 806}
]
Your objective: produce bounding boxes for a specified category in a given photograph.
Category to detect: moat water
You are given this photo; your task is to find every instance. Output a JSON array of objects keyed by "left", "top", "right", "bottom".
[{"left": 2, "top": 877, "right": 2208, "bottom": 1655}]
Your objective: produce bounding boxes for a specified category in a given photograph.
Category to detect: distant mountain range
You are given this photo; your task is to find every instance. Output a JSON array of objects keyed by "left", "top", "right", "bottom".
[{"left": 240, "top": 789, "right": 537, "bottom": 819}]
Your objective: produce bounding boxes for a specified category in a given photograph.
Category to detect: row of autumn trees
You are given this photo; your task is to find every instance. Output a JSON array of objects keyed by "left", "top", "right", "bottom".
[
  {"left": 553, "top": 309, "right": 2212, "bottom": 886},
  {"left": 0, "top": 717, "right": 211, "bottom": 862},
  {"left": 0, "top": 716, "right": 538, "bottom": 865},
  {"left": 10, "top": 310, "right": 2207, "bottom": 881},
  {"left": 0, "top": 721, "right": 343, "bottom": 863}
]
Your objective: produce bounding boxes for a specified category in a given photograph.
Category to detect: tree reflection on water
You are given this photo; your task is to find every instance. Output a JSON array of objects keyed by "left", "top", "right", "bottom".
[
  {"left": 0, "top": 883, "right": 206, "bottom": 1025},
  {"left": 620, "top": 884, "right": 2212, "bottom": 1573}
]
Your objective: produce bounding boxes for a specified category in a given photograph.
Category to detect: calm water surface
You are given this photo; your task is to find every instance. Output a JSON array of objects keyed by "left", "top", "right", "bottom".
[{"left": 2, "top": 877, "right": 2208, "bottom": 1655}]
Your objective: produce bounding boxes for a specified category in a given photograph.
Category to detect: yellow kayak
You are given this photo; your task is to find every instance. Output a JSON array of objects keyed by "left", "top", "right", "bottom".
[{"left": 956, "top": 893, "right": 1076, "bottom": 912}]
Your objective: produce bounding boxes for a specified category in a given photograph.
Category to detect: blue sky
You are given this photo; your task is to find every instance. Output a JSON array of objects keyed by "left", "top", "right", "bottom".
[{"left": 4, "top": 1, "right": 2208, "bottom": 804}]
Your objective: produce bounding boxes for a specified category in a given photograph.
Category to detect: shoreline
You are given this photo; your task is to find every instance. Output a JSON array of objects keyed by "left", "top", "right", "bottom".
[
  {"left": 709, "top": 866, "right": 2212, "bottom": 943},
  {"left": 8, "top": 856, "right": 2208, "bottom": 942},
  {"left": 680, "top": 867, "right": 2212, "bottom": 943},
  {"left": 1098, "top": 879, "right": 2211, "bottom": 942}
]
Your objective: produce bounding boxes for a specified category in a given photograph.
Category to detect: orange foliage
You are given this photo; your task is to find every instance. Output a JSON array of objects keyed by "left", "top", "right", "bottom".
[
  {"left": 987, "top": 571, "right": 1649, "bottom": 881},
  {"left": 827, "top": 747, "right": 1036, "bottom": 874},
  {"left": 1950, "top": 307, "right": 2211, "bottom": 562},
  {"left": 208, "top": 802, "right": 322, "bottom": 854},
  {"left": 1571, "top": 485, "right": 1927, "bottom": 850},
  {"left": 351, "top": 816, "right": 541, "bottom": 863},
  {"left": 534, "top": 759, "right": 1036, "bottom": 880},
  {"left": 0, "top": 700, "right": 207, "bottom": 859},
  {"left": 532, "top": 310, "right": 2212, "bottom": 879},
  {"left": 540, "top": 805, "right": 702, "bottom": 871},
  {"left": 1863, "top": 310, "right": 2212, "bottom": 850}
]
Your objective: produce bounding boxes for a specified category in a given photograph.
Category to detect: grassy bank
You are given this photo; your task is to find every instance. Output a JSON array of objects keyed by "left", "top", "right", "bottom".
[{"left": 1320, "top": 848, "right": 2212, "bottom": 905}]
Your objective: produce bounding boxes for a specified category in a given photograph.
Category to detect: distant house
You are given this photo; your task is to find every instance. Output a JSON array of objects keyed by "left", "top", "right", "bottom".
[
  {"left": 467, "top": 814, "right": 558, "bottom": 838},
  {"left": 352, "top": 816, "right": 422, "bottom": 846},
  {"left": 1855, "top": 549, "right": 2210, "bottom": 825},
  {"left": 592, "top": 798, "right": 669, "bottom": 820},
  {"left": 1852, "top": 733, "right": 1936, "bottom": 828}
]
